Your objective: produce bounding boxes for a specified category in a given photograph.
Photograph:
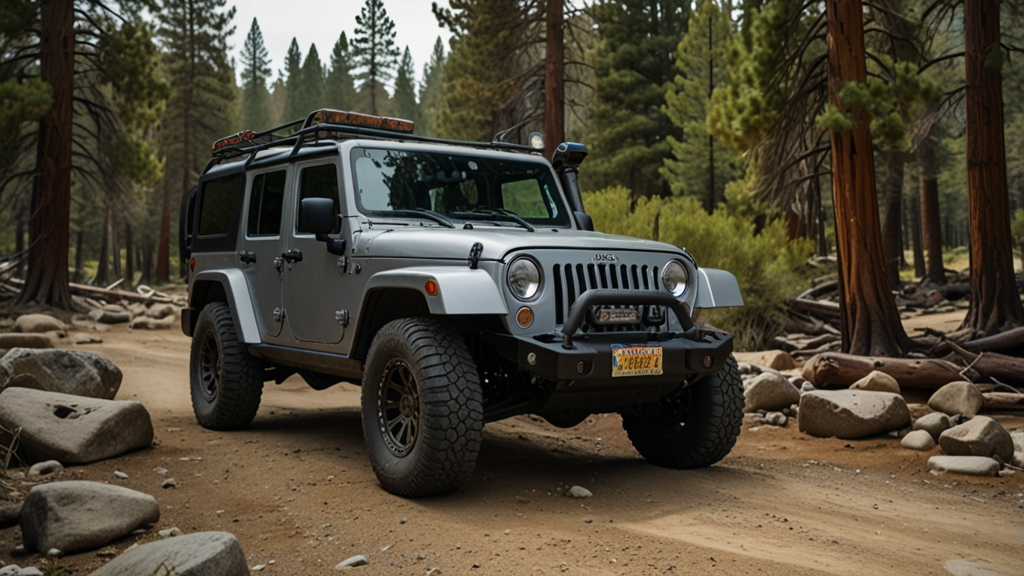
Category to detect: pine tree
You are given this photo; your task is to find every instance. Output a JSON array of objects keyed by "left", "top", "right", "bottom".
[
  {"left": 662, "top": 0, "right": 738, "bottom": 212},
  {"left": 297, "top": 43, "right": 325, "bottom": 115},
  {"left": 351, "top": 0, "right": 401, "bottom": 115},
  {"left": 392, "top": 46, "right": 418, "bottom": 124},
  {"left": 418, "top": 36, "right": 446, "bottom": 137},
  {"left": 240, "top": 17, "right": 271, "bottom": 130},
  {"left": 157, "top": 0, "right": 237, "bottom": 281},
  {"left": 325, "top": 32, "right": 357, "bottom": 111},
  {"left": 585, "top": 0, "right": 691, "bottom": 197},
  {"left": 284, "top": 37, "right": 304, "bottom": 122}
]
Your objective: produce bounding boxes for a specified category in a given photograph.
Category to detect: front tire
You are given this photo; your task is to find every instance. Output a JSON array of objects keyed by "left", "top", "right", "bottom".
[
  {"left": 189, "top": 302, "right": 264, "bottom": 430},
  {"left": 621, "top": 354, "right": 743, "bottom": 469},
  {"left": 361, "top": 318, "right": 483, "bottom": 497}
]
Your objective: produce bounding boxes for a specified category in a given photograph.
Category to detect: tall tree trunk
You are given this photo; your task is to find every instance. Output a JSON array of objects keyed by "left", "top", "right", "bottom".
[
  {"left": 73, "top": 229, "right": 83, "bottom": 283},
  {"left": 96, "top": 203, "right": 110, "bottom": 286},
  {"left": 911, "top": 190, "right": 925, "bottom": 278},
  {"left": 919, "top": 135, "right": 945, "bottom": 284},
  {"left": 544, "top": 0, "right": 565, "bottom": 160},
  {"left": 111, "top": 215, "right": 121, "bottom": 279},
  {"left": 141, "top": 237, "right": 153, "bottom": 285},
  {"left": 156, "top": 176, "right": 171, "bottom": 282},
  {"left": 123, "top": 223, "right": 134, "bottom": 286},
  {"left": 881, "top": 151, "right": 905, "bottom": 289},
  {"left": 18, "top": 0, "right": 74, "bottom": 308},
  {"left": 825, "top": 0, "right": 912, "bottom": 356},
  {"left": 961, "top": 0, "right": 1024, "bottom": 335}
]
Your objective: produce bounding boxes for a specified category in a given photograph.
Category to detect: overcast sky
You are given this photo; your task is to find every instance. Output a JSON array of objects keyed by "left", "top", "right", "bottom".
[{"left": 231, "top": 0, "right": 453, "bottom": 86}]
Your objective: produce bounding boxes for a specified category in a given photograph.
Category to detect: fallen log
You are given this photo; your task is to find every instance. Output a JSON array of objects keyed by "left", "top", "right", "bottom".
[
  {"left": 6, "top": 277, "right": 173, "bottom": 305},
  {"left": 789, "top": 298, "right": 841, "bottom": 323},
  {"left": 800, "top": 352, "right": 979, "bottom": 390},
  {"left": 942, "top": 341, "right": 1024, "bottom": 386},
  {"left": 961, "top": 326, "right": 1024, "bottom": 355},
  {"left": 983, "top": 392, "right": 1024, "bottom": 411}
]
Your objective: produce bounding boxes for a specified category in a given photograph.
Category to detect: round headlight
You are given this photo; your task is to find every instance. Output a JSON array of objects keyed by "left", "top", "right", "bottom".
[
  {"left": 661, "top": 260, "right": 689, "bottom": 298},
  {"left": 507, "top": 257, "right": 541, "bottom": 300}
]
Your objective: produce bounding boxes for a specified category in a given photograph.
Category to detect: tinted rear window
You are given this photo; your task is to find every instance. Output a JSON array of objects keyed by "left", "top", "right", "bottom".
[
  {"left": 247, "top": 170, "right": 286, "bottom": 237},
  {"left": 198, "top": 174, "right": 241, "bottom": 237}
]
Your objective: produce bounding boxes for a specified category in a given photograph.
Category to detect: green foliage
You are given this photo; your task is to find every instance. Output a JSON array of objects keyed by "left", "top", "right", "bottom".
[
  {"left": 583, "top": 185, "right": 814, "bottom": 350},
  {"left": 297, "top": 43, "right": 325, "bottom": 114},
  {"left": 0, "top": 77, "right": 51, "bottom": 173},
  {"left": 352, "top": 0, "right": 401, "bottom": 115},
  {"left": 240, "top": 17, "right": 272, "bottom": 130},
  {"left": 662, "top": 0, "right": 740, "bottom": 205},
  {"left": 284, "top": 38, "right": 304, "bottom": 122},
  {"left": 392, "top": 46, "right": 419, "bottom": 124},
  {"left": 1012, "top": 209, "right": 1024, "bottom": 265},
  {"left": 584, "top": 0, "right": 691, "bottom": 197},
  {"left": 418, "top": 37, "right": 446, "bottom": 137},
  {"left": 325, "top": 32, "right": 357, "bottom": 112}
]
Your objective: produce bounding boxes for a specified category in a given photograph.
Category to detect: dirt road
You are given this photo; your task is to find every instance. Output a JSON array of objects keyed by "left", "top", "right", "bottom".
[{"left": 2, "top": 319, "right": 1022, "bottom": 575}]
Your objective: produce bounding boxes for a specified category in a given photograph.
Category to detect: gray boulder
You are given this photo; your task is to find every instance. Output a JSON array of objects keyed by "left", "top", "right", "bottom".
[
  {"left": 88, "top": 305, "right": 130, "bottom": 325},
  {"left": 87, "top": 532, "right": 248, "bottom": 576},
  {"left": 849, "top": 370, "right": 900, "bottom": 394},
  {"left": 20, "top": 481, "right": 159, "bottom": 554},
  {"left": 14, "top": 314, "right": 66, "bottom": 334},
  {"left": 1012, "top": 431, "right": 1024, "bottom": 468},
  {"left": 928, "top": 382, "right": 984, "bottom": 417},
  {"left": 0, "top": 348, "right": 121, "bottom": 399},
  {"left": 27, "top": 460, "right": 63, "bottom": 477},
  {"left": 0, "top": 388, "right": 153, "bottom": 465},
  {"left": 743, "top": 373, "right": 801, "bottom": 413},
  {"left": 0, "top": 503, "right": 20, "bottom": 528},
  {"left": 798, "top": 390, "right": 911, "bottom": 440},
  {"left": 900, "top": 429, "right": 936, "bottom": 451},
  {"left": 0, "top": 334, "right": 54, "bottom": 350},
  {"left": 913, "top": 412, "right": 951, "bottom": 441},
  {"left": 938, "top": 416, "right": 1014, "bottom": 462},
  {"left": 145, "top": 304, "right": 177, "bottom": 319},
  {"left": 927, "top": 455, "right": 1000, "bottom": 477}
]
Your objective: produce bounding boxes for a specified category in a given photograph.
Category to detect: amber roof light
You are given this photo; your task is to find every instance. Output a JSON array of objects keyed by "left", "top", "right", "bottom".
[{"left": 305, "top": 109, "right": 414, "bottom": 133}]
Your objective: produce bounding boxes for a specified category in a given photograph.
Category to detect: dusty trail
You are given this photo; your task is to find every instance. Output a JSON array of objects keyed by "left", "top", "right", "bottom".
[{"left": 1, "top": 319, "right": 1022, "bottom": 575}]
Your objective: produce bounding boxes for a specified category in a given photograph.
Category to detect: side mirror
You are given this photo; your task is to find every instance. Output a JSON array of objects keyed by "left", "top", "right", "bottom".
[
  {"left": 299, "top": 197, "right": 346, "bottom": 256},
  {"left": 574, "top": 211, "right": 594, "bottom": 232}
]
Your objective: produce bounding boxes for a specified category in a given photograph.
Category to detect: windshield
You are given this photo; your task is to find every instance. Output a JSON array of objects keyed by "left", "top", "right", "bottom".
[{"left": 351, "top": 147, "right": 571, "bottom": 227}]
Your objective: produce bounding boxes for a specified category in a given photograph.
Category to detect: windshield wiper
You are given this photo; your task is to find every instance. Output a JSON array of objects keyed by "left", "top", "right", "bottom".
[
  {"left": 384, "top": 209, "right": 456, "bottom": 228},
  {"left": 455, "top": 208, "right": 536, "bottom": 232}
]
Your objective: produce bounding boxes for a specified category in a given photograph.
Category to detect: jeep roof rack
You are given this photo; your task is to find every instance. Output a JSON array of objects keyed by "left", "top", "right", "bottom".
[{"left": 202, "top": 109, "right": 541, "bottom": 176}]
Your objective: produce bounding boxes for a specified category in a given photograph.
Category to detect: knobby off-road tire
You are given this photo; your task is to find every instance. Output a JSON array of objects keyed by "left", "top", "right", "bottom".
[
  {"left": 190, "top": 302, "right": 264, "bottom": 430},
  {"left": 361, "top": 318, "right": 484, "bottom": 498},
  {"left": 621, "top": 354, "right": 743, "bottom": 469}
]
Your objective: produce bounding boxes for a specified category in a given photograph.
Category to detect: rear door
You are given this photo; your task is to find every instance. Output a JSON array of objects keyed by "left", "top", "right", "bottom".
[{"left": 239, "top": 168, "right": 288, "bottom": 338}]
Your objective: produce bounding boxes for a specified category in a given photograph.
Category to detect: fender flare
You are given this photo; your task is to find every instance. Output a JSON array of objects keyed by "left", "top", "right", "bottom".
[
  {"left": 694, "top": 268, "right": 744, "bottom": 309},
  {"left": 189, "top": 269, "right": 261, "bottom": 343},
  {"left": 362, "top": 267, "right": 509, "bottom": 315}
]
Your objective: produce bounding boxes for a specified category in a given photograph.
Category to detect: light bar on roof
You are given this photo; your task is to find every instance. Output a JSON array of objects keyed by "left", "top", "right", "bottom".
[
  {"left": 306, "top": 109, "right": 414, "bottom": 134},
  {"left": 211, "top": 130, "right": 256, "bottom": 153}
]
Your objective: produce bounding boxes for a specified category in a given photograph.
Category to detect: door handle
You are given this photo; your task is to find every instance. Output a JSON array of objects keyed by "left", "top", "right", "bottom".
[
  {"left": 238, "top": 251, "right": 256, "bottom": 264},
  {"left": 282, "top": 249, "right": 303, "bottom": 263}
]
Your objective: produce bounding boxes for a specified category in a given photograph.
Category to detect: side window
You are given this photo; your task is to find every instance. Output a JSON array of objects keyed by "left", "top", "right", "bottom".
[
  {"left": 246, "top": 170, "right": 286, "bottom": 237},
  {"left": 198, "top": 173, "right": 242, "bottom": 237},
  {"left": 298, "top": 164, "right": 341, "bottom": 234}
]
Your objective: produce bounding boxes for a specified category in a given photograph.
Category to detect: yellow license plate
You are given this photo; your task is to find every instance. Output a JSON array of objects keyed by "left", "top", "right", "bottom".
[{"left": 611, "top": 345, "right": 663, "bottom": 377}]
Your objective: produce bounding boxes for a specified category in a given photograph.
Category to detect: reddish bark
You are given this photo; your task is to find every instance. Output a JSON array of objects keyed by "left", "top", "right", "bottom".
[
  {"left": 18, "top": 0, "right": 74, "bottom": 309},
  {"left": 544, "top": 0, "right": 564, "bottom": 159},
  {"left": 881, "top": 151, "right": 905, "bottom": 288},
  {"left": 918, "top": 136, "right": 945, "bottom": 285},
  {"left": 960, "top": 0, "right": 1024, "bottom": 335},
  {"left": 825, "top": 0, "right": 912, "bottom": 356},
  {"left": 156, "top": 176, "right": 172, "bottom": 282}
]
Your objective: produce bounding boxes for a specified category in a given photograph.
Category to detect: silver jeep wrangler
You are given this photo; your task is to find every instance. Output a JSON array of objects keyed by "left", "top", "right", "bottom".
[{"left": 180, "top": 110, "right": 745, "bottom": 497}]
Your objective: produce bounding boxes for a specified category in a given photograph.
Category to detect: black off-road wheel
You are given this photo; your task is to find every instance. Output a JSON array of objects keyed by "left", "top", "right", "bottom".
[
  {"left": 189, "top": 302, "right": 264, "bottom": 430},
  {"left": 621, "top": 354, "right": 743, "bottom": 469},
  {"left": 361, "top": 318, "right": 483, "bottom": 498}
]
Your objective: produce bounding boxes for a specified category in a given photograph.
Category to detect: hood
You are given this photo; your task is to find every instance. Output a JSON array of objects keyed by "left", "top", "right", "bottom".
[{"left": 352, "top": 226, "right": 690, "bottom": 263}]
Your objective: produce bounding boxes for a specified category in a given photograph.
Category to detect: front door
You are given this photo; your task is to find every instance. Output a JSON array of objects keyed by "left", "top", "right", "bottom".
[
  {"left": 281, "top": 160, "right": 349, "bottom": 344},
  {"left": 238, "top": 168, "right": 288, "bottom": 338}
]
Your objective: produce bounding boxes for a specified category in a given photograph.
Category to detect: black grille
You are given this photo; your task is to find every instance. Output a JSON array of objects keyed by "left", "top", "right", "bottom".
[{"left": 552, "top": 263, "right": 662, "bottom": 332}]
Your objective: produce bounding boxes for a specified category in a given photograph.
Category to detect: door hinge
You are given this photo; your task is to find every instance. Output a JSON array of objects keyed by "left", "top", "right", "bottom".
[
  {"left": 335, "top": 310, "right": 349, "bottom": 326},
  {"left": 273, "top": 307, "right": 284, "bottom": 322}
]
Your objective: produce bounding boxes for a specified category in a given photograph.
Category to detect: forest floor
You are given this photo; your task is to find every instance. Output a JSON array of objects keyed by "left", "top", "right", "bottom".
[{"left": 1, "top": 309, "right": 1022, "bottom": 575}]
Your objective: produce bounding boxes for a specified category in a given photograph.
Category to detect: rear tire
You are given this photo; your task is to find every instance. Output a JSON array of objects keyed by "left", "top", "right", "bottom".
[
  {"left": 189, "top": 302, "right": 264, "bottom": 430},
  {"left": 621, "top": 354, "right": 743, "bottom": 469},
  {"left": 361, "top": 318, "right": 483, "bottom": 497}
]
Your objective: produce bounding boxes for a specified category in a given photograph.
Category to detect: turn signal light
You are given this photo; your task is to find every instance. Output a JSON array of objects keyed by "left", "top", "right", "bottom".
[
  {"left": 516, "top": 306, "right": 534, "bottom": 328},
  {"left": 189, "top": 258, "right": 195, "bottom": 272},
  {"left": 425, "top": 280, "right": 439, "bottom": 296}
]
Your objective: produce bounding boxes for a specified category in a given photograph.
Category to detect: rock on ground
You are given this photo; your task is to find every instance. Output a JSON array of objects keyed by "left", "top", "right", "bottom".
[
  {"left": 88, "top": 531, "right": 248, "bottom": 576},
  {"left": 913, "top": 412, "right": 951, "bottom": 442},
  {"left": 733, "top": 350, "right": 796, "bottom": 371},
  {"left": 938, "top": 416, "right": 1015, "bottom": 462},
  {"left": 928, "top": 382, "right": 984, "bottom": 417},
  {"left": 128, "top": 316, "right": 176, "bottom": 330},
  {"left": 27, "top": 460, "right": 63, "bottom": 477},
  {"left": 145, "top": 304, "right": 177, "bottom": 319},
  {"left": 765, "top": 412, "right": 788, "bottom": 427},
  {"left": 927, "top": 456, "right": 1000, "bottom": 477},
  {"left": 901, "top": 429, "right": 936, "bottom": 451},
  {"left": 88, "top": 305, "right": 130, "bottom": 325},
  {"left": 849, "top": 370, "right": 900, "bottom": 394},
  {"left": 0, "top": 566, "right": 44, "bottom": 576},
  {"left": 19, "top": 481, "right": 159, "bottom": 554},
  {"left": 0, "top": 348, "right": 121, "bottom": 399},
  {"left": 743, "top": 373, "right": 801, "bottom": 413},
  {"left": 798, "top": 390, "right": 911, "bottom": 440},
  {"left": 0, "top": 334, "right": 54, "bottom": 350},
  {"left": 0, "top": 388, "right": 153, "bottom": 465},
  {"left": 0, "top": 503, "right": 20, "bottom": 529},
  {"left": 335, "top": 555, "right": 369, "bottom": 569},
  {"left": 13, "top": 314, "right": 66, "bottom": 333},
  {"left": 1012, "top": 431, "right": 1024, "bottom": 468},
  {"left": 567, "top": 486, "right": 593, "bottom": 498}
]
